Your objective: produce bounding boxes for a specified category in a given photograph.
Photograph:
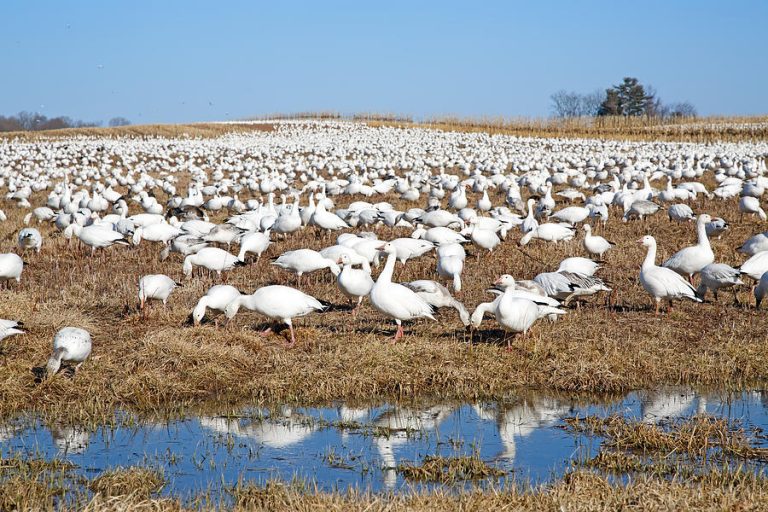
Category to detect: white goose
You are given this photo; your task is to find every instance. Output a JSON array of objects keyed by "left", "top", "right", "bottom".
[
  {"left": 696, "top": 263, "right": 743, "bottom": 302},
  {"left": 192, "top": 284, "right": 242, "bottom": 326},
  {"left": 437, "top": 254, "right": 464, "bottom": 292},
  {"left": 0, "top": 319, "right": 25, "bottom": 342},
  {"left": 662, "top": 214, "right": 715, "bottom": 282},
  {"left": 18, "top": 228, "right": 42, "bottom": 253},
  {"left": 402, "top": 280, "right": 470, "bottom": 326},
  {"left": 639, "top": 235, "right": 701, "bottom": 315},
  {"left": 237, "top": 231, "right": 272, "bottom": 261},
  {"left": 754, "top": 272, "right": 768, "bottom": 309},
  {"left": 183, "top": 247, "right": 244, "bottom": 278},
  {"left": 272, "top": 249, "right": 341, "bottom": 284},
  {"left": 582, "top": 225, "right": 614, "bottom": 258},
  {"left": 138, "top": 274, "right": 180, "bottom": 309},
  {"left": 66, "top": 224, "right": 130, "bottom": 254},
  {"left": 46, "top": 327, "right": 92, "bottom": 377},
  {"left": 224, "top": 285, "right": 325, "bottom": 345},
  {"left": 0, "top": 253, "right": 23, "bottom": 285},
  {"left": 739, "top": 196, "right": 767, "bottom": 221},
  {"left": 519, "top": 223, "right": 575, "bottom": 246},
  {"left": 369, "top": 242, "right": 435, "bottom": 342},
  {"left": 336, "top": 253, "right": 374, "bottom": 314}
]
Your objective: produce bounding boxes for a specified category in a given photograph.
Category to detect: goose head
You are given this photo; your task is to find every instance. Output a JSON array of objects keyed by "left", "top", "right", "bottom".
[
  {"left": 638, "top": 235, "right": 655, "bottom": 247},
  {"left": 494, "top": 274, "right": 516, "bottom": 289}
]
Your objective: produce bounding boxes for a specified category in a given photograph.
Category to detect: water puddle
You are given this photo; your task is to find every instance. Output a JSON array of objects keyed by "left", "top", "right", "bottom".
[{"left": 1, "top": 388, "right": 767, "bottom": 499}]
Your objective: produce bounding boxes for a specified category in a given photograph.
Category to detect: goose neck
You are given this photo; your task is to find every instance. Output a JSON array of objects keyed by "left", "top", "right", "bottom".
[{"left": 642, "top": 242, "right": 657, "bottom": 270}]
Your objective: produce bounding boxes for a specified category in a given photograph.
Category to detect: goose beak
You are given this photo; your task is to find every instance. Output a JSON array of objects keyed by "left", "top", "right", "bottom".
[
  {"left": 376, "top": 244, "right": 387, "bottom": 250},
  {"left": 636, "top": 238, "right": 644, "bottom": 244},
  {"left": 336, "top": 258, "right": 343, "bottom": 264},
  {"left": 493, "top": 276, "right": 502, "bottom": 285}
]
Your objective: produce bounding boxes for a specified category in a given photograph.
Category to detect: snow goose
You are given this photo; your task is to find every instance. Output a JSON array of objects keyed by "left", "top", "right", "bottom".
[
  {"left": 739, "top": 251, "right": 768, "bottom": 281},
  {"left": 754, "top": 272, "right": 768, "bottom": 309},
  {"left": 336, "top": 253, "right": 374, "bottom": 314},
  {"left": 696, "top": 263, "right": 743, "bottom": 302},
  {"left": 46, "top": 327, "right": 92, "bottom": 377},
  {"left": 320, "top": 245, "right": 371, "bottom": 272},
  {"left": 66, "top": 224, "right": 130, "bottom": 254},
  {"left": 160, "top": 235, "right": 207, "bottom": 261},
  {"left": 402, "top": 279, "right": 470, "bottom": 326},
  {"left": 667, "top": 204, "right": 695, "bottom": 223},
  {"left": 203, "top": 224, "right": 245, "bottom": 247},
  {"left": 485, "top": 275, "right": 566, "bottom": 349},
  {"left": 519, "top": 223, "right": 575, "bottom": 246},
  {"left": 310, "top": 200, "right": 348, "bottom": 231},
  {"left": 737, "top": 233, "right": 768, "bottom": 256},
  {"left": 0, "top": 320, "right": 25, "bottom": 342},
  {"left": 551, "top": 206, "right": 590, "bottom": 225},
  {"left": 192, "top": 284, "right": 242, "bottom": 326},
  {"left": 705, "top": 217, "right": 729, "bottom": 239},
  {"left": 534, "top": 271, "right": 611, "bottom": 305},
  {"left": 623, "top": 200, "right": 661, "bottom": 222},
  {"left": 638, "top": 235, "right": 701, "bottom": 315},
  {"left": 389, "top": 238, "right": 435, "bottom": 264},
  {"left": 369, "top": 242, "right": 435, "bottom": 342},
  {"left": 466, "top": 224, "right": 501, "bottom": 255},
  {"left": 0, "top": 253, "right": 23, "bottom": 285},
  {"left": 224, "top": 285, "right": 325, "bottom": 345},
  {"left": 416, "top": 226, "right": 467, "bottom": 245},
  {"left": 138, "top": 274, "right": 181, "bottom": 309},
  {"left": 437, "top": 254, "right": 464, "bottom": 292},
  {"left": 238, "top": 231, "right": 272, "bottom": 262},
  {"left": 272, "top": 249, "right": 341, "bottom": 284},
  {"left": 662, "top": 214, "right": 715, "bottom": 282},
  {"left": 132, "top": 223, "right": 183, "bottom": 245},
  {"left": 183, "top": 247, "right": 244, "bottom": 278},
  {"left": 557, "top": 257, "right": 601, "bottom": 277},
  {"left": 582, "top": 225, "right": 614, "bottom": 258},
  {"left": 739, "top": 196, "right": 767, "bottom": 221},
  {"left": 18, "top": 228, "right": 42, "bottom": 253},
  {"left": 521, "top": 199, "right": 539, "bottom": 234}
]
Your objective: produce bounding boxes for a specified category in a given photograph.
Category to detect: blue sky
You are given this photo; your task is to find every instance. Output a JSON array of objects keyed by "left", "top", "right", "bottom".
[{"left": 2, "top": 0, "right": 766, "bottom": 124}]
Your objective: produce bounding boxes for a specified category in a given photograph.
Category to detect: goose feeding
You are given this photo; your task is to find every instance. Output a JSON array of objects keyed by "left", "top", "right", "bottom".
[
  {"left": 237, "top": 231, "right": 272, "bottom": 261},
  {"left": 138, "top": 274, "right": 181, "bottom": 309},
  {"left": 755, "top": 272, "right": 768, "bottom": 309},
  {"left": 622, "top": 200, "right": 661, "bottom": 222},
  {"left": 66, "top": 224, "right": 130, "bottom": 255},
  {"left": 224, "top": 285, "right": 325, "bottom": 345},
  {"left": 667, "top": 204, "right": 695, "bottom": 222},
  {"left": 46, "top": 327, "right": 92, "bottom": 377},
  {"left": 705, "top": 217, "right": 729, "bottom": 239},
  {"left": 272, "top": 249, "right": 341, "bottom": 284},
  {"left": 192, "top": 284, "right": 242, "bottom": 326},
  {"left": 402, "top": 280, "right": 470, "bottom": 326},
  {"left": 739, "top": 251, "right": 768, "bottom": 281},
  {"left": 369, "top": 242, "right": 435, "bottom": 342},
  {"left": 739, "top": 196, "right": 767, "bottom": 221},
  {"left": 336, "top": 253, "right": 374, "bottom": 315},
  {"left": 519, "top": 223, "right": 575, "bottom": 246},
  {"left": 638, "top": 235, "right": 701, "bottom": 315},
  {"left": 437, "top": 254, "right": 464, "bottom": 292},
  {"left": 662, "top": 214, "right": 715, "bottom": 282},
  {"left": 582, "top": 225, "right": 614, "bottom": 258},
  {"left": 183, "top": 247, "right": 244, "bottom": 278},
  {"left": 557, "top": 257, "right": 601, "bottom": 277}
]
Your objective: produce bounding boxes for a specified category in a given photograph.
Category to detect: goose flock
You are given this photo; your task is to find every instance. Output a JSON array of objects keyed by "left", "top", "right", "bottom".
[{"left": 1, "top": 120, "right": 768, "bottom": 373}]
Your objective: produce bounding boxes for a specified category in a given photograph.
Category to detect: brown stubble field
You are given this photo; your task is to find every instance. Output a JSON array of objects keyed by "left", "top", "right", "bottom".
[{"left": 1, "top": 173, "right": 767, "bottom": 425}]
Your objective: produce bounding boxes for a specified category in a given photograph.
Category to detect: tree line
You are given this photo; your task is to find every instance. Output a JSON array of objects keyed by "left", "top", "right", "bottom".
[
  {"left": 550, "top": 77, "right": 696, "bottom": 119},
  {"left": 0, "top": 111, "right": 131, "bottom": 132}
]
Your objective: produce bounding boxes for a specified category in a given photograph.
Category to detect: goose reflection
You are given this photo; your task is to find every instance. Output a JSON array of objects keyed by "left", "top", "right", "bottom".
[
  {"left": 474, "top": 397, "right": 571, "bottom": 461},
  {"left": 372, "top": 404, "right": 455, "bottom": 490},
  {"left": 51, "top": 425, "right": 90, "bottom": 455},
  {"left": 640, "top": 389, "right": 706, "bottom": 423},
  {"left": 200, "top": 406, "right": 315, "bottom": 449}
]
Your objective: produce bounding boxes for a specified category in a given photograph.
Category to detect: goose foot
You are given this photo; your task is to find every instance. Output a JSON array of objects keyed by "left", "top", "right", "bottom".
[{"left": 392, "top": 325, "right": 404, "bottom": 343}]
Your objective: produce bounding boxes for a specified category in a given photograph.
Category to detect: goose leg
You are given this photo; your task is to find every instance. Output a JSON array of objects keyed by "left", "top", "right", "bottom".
[
  {"left": 392, "top": 321, "right": 404, "bottom": 343},
  {"left": 654, "top": 299, "right": 660, "bottom": 316},
  {"left": 287, "top": 324, "right": 296, "bottom": 346},
  {"left": 259, "top": 326, "right": 274, "bottom": 337}
]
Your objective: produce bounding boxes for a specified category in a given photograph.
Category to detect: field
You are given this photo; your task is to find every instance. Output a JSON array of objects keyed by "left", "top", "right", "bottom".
[{"left": 1, "top": 117, "right": 768, "bottom": 507}]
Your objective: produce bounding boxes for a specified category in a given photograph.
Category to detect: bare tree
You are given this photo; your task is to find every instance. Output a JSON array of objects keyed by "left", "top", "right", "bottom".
[
  {"left": 580, "top": 90, "right": 605, "bottom": 117},
  {"left": 108, "top": 117, "right": 131, "bottom": 127},
  {"left": 668, "top": 102, "right": 697, "bottom": 118},
  {"left": 550, "top": 90, "right": 582, "bottom": 118}
]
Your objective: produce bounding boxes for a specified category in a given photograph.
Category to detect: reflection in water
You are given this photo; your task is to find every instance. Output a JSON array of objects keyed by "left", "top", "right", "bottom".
[
  {"left": 201, "top": 406, "right": 314, "bottom": 449},
  {"left": 0, "top": 388, "right": 766, "bottom": 496}
]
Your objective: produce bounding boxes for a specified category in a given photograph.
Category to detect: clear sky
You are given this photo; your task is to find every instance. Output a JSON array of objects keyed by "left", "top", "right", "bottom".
[{"left": 2, "top": 0, "right": 766, "bottom": 124}]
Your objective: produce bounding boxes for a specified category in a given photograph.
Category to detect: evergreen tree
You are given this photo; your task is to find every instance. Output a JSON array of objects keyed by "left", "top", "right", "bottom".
[{"left": 597, "top": 89, "right": 621, "bottom": 116}]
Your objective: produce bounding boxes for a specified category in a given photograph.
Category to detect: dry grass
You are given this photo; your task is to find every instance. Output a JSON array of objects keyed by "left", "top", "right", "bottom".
[
  {"left": 89, "top": 466, "right": 165, "bottom": 498},
  {"left": 367, "top": 114, "right": 768, "bottom": 142},
  {"left": 396, "top": 454, "right": 505, "bottom": 483},
  {"left": 0, "top": 122, "right": 274, "bottom": 140},
  {"left": 2, "top": 182, "right": 768, "bottom": 422}
]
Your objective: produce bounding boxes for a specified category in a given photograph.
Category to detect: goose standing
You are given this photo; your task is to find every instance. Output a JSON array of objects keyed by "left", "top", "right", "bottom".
[
  {"left": 662, "top": 214, "right": 714, "bottom": 282},
  {"left": 66, "top": 224, "right": 130, "bottom": 255},
  {"left": 46, "top": 327, "right": 92, "bottom": 377},
  {"left": 519, "top": 224, "right": 575, "bottom": 246},
  {"left": 582, "top": 225, "right": 614, "bottom": 258},
  {"left": 237, "top": 231, "right": 271, "bottom": 261},
  {"left": 739, "top": 196, "right": 767, "bottom": 221},
  {"left": 336, "top": 253, "right": 374, "bottom": 315},
  {"left": 696, "top": 263, "right": 743, "bottom": 303},
  {"left": 224, "top": 285, "right": 325, "bottom": 345},
  {"left": 369, "top": 242, "right": 435, "bottom": 342},
  {"left": 18, "top": 228, "right": 42, "bottom": 253},
  {"left": 192, "top": 284, "right": 242, "bottom": 326},
  {"left": 272, "top": 249, "right": 341, "bottom": 284},
  {"left": 638, "top": 235, "right": 701, "bottom": 315},
  {"left": 0, "top": 253, "right": 23, "bottom": 285},
  {"left": 138, "top": 274, "right": 181, "bottom": 309},
  {"left": 754, "top": 272, "right": 768, "bottom": 309}
]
